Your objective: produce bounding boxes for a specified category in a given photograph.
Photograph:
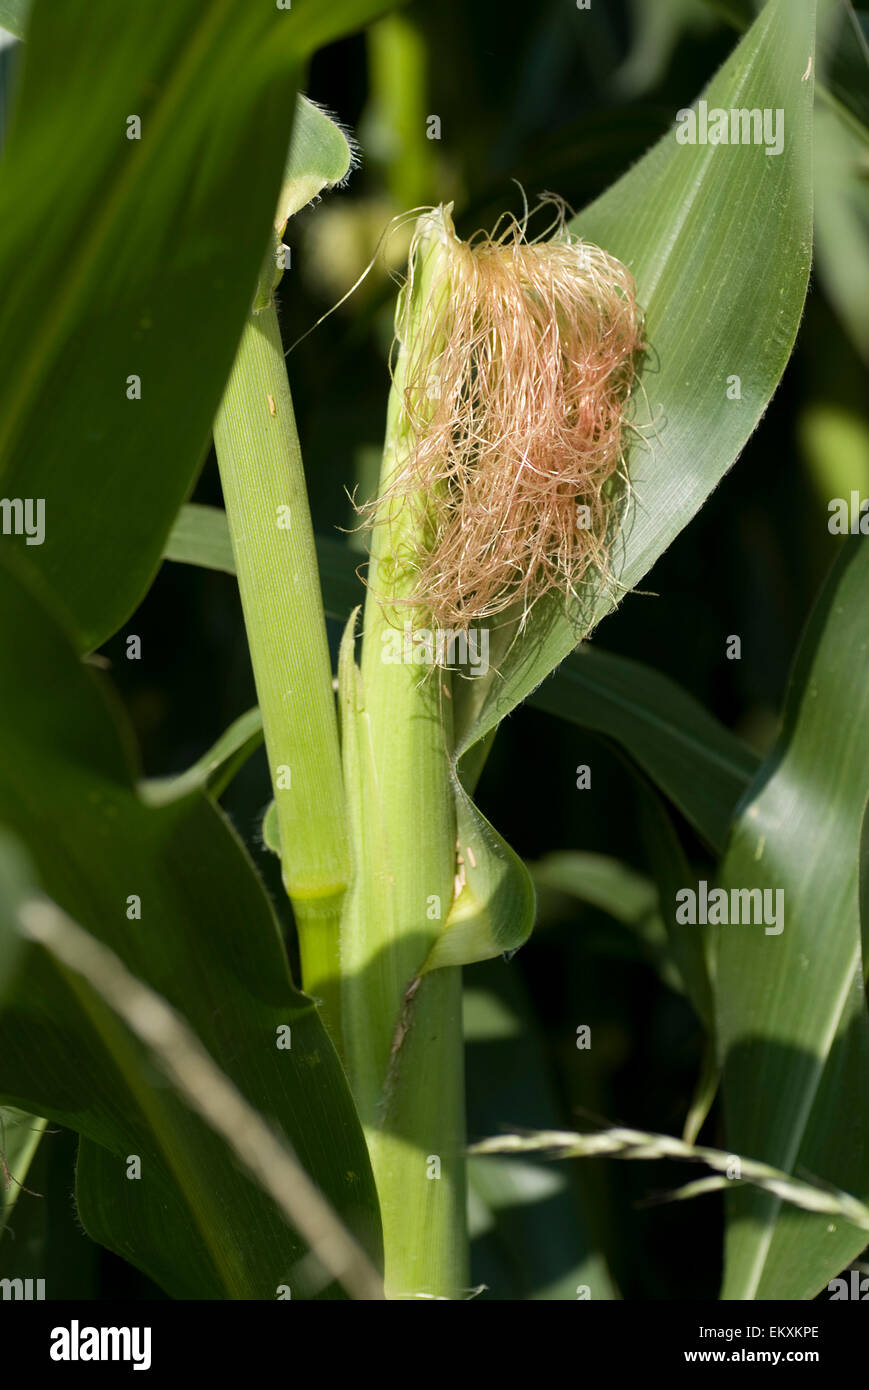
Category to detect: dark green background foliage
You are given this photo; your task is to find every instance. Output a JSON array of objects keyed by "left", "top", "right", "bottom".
[{"left": 1, "top": 0, "right": 867, "bottom": 1299}]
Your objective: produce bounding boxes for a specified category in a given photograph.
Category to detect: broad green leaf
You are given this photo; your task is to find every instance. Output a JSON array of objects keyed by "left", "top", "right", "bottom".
[
  {"left": 4, "top": 0, "right": 354, "bottom": 215},
  {"left": 0, "top": 0, "right": 27, "bottom": 39},
  {"left": 716, "top": 538, "right": 869, "bottom": 1299},
  {"left": 0, "top": 558, "right": 381, "bottom": 1299},
  {"left": 861, "top": 793, "right": 869, "bottom": 986},
  {"left": 453, "top": 0, "right": 815, "bottom": 760},
  {"left": 11, "top": 889, "right": 382, "bottom": 1299},
  {"left": 527, "top": 646, "right": 759, "bottom": 853},
  {"left": 141, "top": 707, "right": 264, "bottom": 806},
  {"left": 0, "top": 1106, "right": 47, "bottom": 1237},
  {"left": 164, "top": 503, "right": 364, "bottom": 621},
  {"left": 420, "top": 779, "right": 536, "bottom": 973},
  {"left": 0, "top": 0, "right": 397, "bottom": 651}
]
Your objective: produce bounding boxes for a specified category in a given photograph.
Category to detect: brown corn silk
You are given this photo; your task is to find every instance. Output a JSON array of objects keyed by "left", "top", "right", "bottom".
[{"left": 365, "top": 202, "right": 643, "bottom": 637}]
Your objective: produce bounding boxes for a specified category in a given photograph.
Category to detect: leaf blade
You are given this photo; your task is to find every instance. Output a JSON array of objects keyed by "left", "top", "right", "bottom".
[
  {"left": 716, "top": 538, "right": 869, "bottom": 1299},
  {"left": 453, "top": 0, "right": 816, "bottom": 755},
  {"left": 0, "top": 558, "right": 382, "bottom": 1299},
  {"left": 0, "top": 0, "right": 394, "bottom": 650}
]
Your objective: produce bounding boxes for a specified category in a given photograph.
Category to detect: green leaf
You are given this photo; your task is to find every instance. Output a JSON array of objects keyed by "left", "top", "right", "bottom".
[
  {"left": 420, "top": 779, "right": 536, "bottom": 973},
  {"left": 15, "top": 893, "right": 382, "bottom": 1298},
  {"left": 164, "top": 503, "right": 364, "bottom": 621},
  {"left": 164, "top": 503, "right": 237, "bottom": 575},
  {"left": 526, "top": 646, "right": 759, "bottom": 853},
  {"left": 530, "top": 850, "right": 660, "bottom": 926},
  {"left": 0, "top": 0, "right": 396, "bottom": 651},
  {"left": 140, "top": 707, "right": 264, "bottom": 806},
  {"left": 861, "top": 792, "right": 869, "bottom": 986},
  {"left": 278, "top": 95, "right": 354, "bottom": 229},
  {"left": 0, "top": 558, "right": 381, "bottom": 1298},
  {"left": 262, "top": 800, "right": 281, "bottom": 857},
  {"left": 1, "top": 1106, "right": 47, "bottom": 1237},
  {"left": 716, "top": 538, "right": 869, "bottom": 1299},
  {"left": 256, "top": 95, "right": 356, "bottom": 308},
  {"left": 453, "top": 0, "right": 816, "bottom": 759},
  {"left": 0, "top": 0, "right": 28, "bottom": 40}
]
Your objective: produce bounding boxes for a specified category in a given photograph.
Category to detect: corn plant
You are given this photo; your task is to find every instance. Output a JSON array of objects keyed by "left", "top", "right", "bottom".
[{"left": 1, "top": 0, "right": 868, "bottom": 1303}]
